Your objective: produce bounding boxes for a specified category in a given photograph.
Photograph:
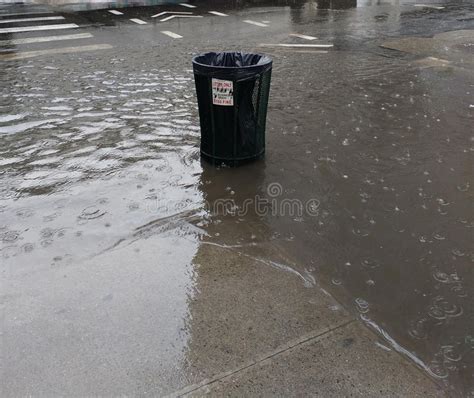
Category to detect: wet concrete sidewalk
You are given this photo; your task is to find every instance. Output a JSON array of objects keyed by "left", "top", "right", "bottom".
[
  {"left": 170, "top": 247, "right": 443, "bottom": 398},
  {"left": 2, "top": 234, "right": 444, "bottom": 396}
]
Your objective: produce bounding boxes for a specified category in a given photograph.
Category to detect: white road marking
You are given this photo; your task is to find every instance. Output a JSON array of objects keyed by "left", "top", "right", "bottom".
[
  {"left": 161, "top": 30, "right": 182, "bottom": 39},
  {"left": 243, "top": 20, "right": 268, "bottom": 27},
  {"left": 0, "top": 23, "right": 78, "bottom": 34},
  {"left": 262, "top": 20, "right": 270, "bottom": 23},
  {"left": 160, "top": 16, "right": 175, "bottom": 22},
  {"left": 259, "top": 43, "right": 333, "bottom": 48},
  {"left": 1, "top": 32, "right": 93, "bottom": 45},
  {"left": 209, "top": 11, "right": 228, "bottom": 16},
  {"left": 0, "top": 43, "right": 113, "bottom": 60},
  {"left": 413, "top": 4, "right": 445, "bottom": 9},
  {"left": 108, "top": 10, "right": 124, "bottom": 15},
  {"left": 290, "top": 33, "right": 317, "bottom": 40},
  {"left": 130, "top": 18, "right": 147, "bottom": 24},
  {"left": 160, "top": 15, "right": 202, "bottom": 22},
  {"left": 0, "top": 11, "right": 53, "bottom": 17},
  {"left": 152, "top": 11, "right": 192, "bottom": 18},
  {"left": 0, "top": 16, "right": 64, "bottom": 24},
  {"left": 277, "top": 50, "right": 329, "bottom": 54},
  {"left": 179, "top": 3, "right": 196, "bottom": 8}
]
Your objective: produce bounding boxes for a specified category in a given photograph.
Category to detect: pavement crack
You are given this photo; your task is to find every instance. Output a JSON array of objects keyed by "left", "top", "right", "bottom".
[{"left": 166, "top": 319, "right": 355, "bottom": 397}]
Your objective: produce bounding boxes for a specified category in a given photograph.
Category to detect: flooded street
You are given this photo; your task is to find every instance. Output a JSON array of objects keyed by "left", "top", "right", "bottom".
[{"left": 1, "top": 0, "right": 473, "bottom": 396}]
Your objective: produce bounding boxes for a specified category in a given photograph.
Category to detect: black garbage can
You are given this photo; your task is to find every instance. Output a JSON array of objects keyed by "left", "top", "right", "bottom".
[{"left": 192, "top": 52, "right": 272, "bottom": 166}]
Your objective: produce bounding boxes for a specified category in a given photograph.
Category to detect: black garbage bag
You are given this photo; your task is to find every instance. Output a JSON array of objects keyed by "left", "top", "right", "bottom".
[
  {"left": 192, "top": 52, "right": 272, "bottom": 166},
  {"left": 193, "top": 52, "right": 272, "bottom": 78}
]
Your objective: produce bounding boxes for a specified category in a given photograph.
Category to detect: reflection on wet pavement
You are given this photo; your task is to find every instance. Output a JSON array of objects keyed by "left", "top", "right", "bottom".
[
  {"left": 1, "top": 0, "right": 473, "bottom": 396},
  {"left": 317, "top": 0, "right": 357, "bottom": 10}
]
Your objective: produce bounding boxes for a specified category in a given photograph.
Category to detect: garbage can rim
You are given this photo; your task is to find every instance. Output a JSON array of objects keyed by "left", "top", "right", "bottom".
[{"left": 192, "top": 52, "right": 272, "bottom": 70}]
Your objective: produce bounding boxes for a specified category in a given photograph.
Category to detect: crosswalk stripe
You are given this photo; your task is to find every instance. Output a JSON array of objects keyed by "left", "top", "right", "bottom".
[
  {"left": 0, "top": 23, "right": 79, "bottom": 34},
  {"left": 161, "top": 30, "right": 182, "bottom": 39},
  {"left": 0, "top": 11, "right": 53, "bottom": 17},
  {"left": 289, "top": 33, "right": 317, "bottom": 40},
  {"left": 160, "top": 15, "right": 202, "bottom": 22},
  {"left": 0, "top": 33, "right": 93, "bottom": 45},
  {"left": 209, "top": 11, "right": 228, "bottom": 17},
  {"left": 243, "top": 20, "right": 268, "bottom": 27},
  {"left": 179, "top": 3, "right": 196, "bottom": 8},
  {"left": 108, "top": 10, "right": 123, "bottom": 15},
  {"left": 130, "top": 18, "right": 147, "bottom": 24},
  {"left": 0, "top": 16, "right": 64, "bottom": 24},
  {"left": 413, "top": 4, "right": 445, "bottom": 9},
  {"left": 0, "top": 43, "right": 112, "bottom": 60},
  {"left": 259, "top": 43, "right": 333, "bottom": 48},
  {"left": 278, "top": 50, "right": 328, "bottom": 54},
  {"left": 152, "top": 11, "right": 192, "bottom": 18}
]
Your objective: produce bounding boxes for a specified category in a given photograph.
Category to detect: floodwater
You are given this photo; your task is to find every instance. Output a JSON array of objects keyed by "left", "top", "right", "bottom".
[{"left": 1, "top": 0, "right": 473, "bottom": 396}]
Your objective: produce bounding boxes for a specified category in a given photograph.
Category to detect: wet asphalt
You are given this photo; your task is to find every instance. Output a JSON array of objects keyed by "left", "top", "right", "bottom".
[{"left": 1, "top": 0, "right": 473, "bottom": 396}]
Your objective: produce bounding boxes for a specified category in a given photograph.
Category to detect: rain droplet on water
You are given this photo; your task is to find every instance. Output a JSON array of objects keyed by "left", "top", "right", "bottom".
[
  {"left": 409, "top": 318, "right": 428, "bottom": 339},
  {"left": 78, "top": 206, "right": 106, "bottom": 220},
  {"left": 361, "top": 258, "right": 380, "bottom": 268},
  {"left": 451, "top": 248, "right": 465, "bottom": 257},
  {"left": 456, "top": 182, "right": 470, "bottom": 192},
  {"left": 355, "top": 298, "right": 370, "bottom": 313}
]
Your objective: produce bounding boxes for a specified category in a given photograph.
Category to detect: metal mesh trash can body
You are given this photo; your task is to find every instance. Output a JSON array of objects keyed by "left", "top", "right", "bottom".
[{"left": 192, "top": 52, "right": 272, "bottom": 166}]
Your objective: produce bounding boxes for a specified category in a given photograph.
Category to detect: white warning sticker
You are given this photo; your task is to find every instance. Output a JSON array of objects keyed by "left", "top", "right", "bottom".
[{"left": 212, "top": 78, "right": 234, "bottom": 106}]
